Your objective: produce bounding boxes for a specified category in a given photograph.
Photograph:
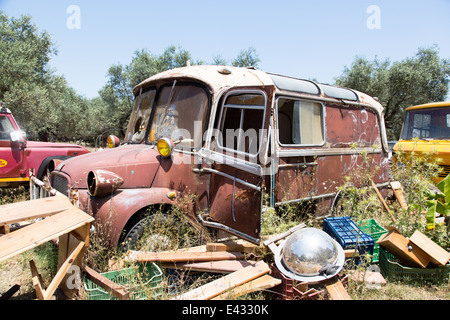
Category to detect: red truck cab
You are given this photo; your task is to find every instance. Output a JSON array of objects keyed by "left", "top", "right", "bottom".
[{"left": 0, "top": 104, "right": 90, "bottom": 187}]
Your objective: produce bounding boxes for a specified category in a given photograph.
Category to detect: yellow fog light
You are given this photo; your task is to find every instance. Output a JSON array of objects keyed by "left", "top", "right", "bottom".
[
  {"left": 157, "top": 138, "right": 174, "bottom": 158},
  {"left": 166, "top": 191, "right": 177, "bottom": 200},
  {"left": 107, "top": 135, "right": 120, "bottom": 148}
]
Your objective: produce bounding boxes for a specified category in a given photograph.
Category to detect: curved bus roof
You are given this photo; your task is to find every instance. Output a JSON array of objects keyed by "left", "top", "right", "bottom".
[
  {"left": 406, "top": 101, "right": 450, "bottom": 111},
  {"left": 133, "top": 65, "right": 384, "bottom": 114}
]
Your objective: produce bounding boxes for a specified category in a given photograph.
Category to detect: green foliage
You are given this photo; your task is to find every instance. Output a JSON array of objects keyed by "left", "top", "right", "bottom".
[
  {"left": 389, "top": 147, "right": 449, "bottom": 248},
  {"left": 0, "top": 13, "right": 55, "bottom": 94},
  {"left": 424, "top": 173, "right": 450, "bottom": 230},
  {"left": 0, "top": 12, "right": 95, "bottom": 142},
  {"left": 335, "top": 45, "right": 450, "bottom": 140},
  {"left": 333, "top": 150, "right": 386, "bottom": 224},
  {"left": 232, "top": 47, "right": 260, "bottom": 68}
]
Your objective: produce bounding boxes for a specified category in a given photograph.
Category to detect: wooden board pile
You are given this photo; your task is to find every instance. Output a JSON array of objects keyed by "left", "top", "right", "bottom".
[
  {"left": 125, "top": 239, "right": 281, "bottom": 300},
  {"left": 120, "top": 223, "right": 352, "bottom": 300},
  {"left": 0, "top": 196, "right": 94, "bottom": 300}
]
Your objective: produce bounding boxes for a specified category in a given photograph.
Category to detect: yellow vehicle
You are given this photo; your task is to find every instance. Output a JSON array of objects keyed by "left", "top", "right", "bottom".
[{"left": 393, "top": 101, "right": 450, "bottom": 182}]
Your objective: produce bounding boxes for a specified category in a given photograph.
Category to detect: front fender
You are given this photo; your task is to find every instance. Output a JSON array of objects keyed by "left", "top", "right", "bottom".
[{"left": 77, "top": 187, "right": 177, "bottom": 247}]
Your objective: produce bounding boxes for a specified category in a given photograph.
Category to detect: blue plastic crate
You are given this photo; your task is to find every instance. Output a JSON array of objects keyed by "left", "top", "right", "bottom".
[{"left": 323, "top": 216, "right": 374, "bottom": 256}]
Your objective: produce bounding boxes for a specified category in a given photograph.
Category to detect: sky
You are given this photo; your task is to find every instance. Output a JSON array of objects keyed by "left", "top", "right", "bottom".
[{"left": 1, "top": 0, "right": 450, "bottom": 99}]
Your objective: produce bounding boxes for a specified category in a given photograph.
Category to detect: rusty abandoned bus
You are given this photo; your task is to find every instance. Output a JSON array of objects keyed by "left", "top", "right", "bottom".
[{"left": 48, "top": 65, "right": 389, "bottom": 248}]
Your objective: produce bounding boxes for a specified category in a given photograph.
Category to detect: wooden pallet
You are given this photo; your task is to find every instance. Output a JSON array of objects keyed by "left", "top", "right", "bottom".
[{"left": 0, "top": 197, "right": 94, "bottom": 300}]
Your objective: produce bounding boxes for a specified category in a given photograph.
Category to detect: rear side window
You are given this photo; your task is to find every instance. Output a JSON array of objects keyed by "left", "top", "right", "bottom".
[
  {"left": 277, "top": 98, "right": 324, "bottom": 145},
  {"left": 218, "top": 92, "right": 266, "bottom": 156}
]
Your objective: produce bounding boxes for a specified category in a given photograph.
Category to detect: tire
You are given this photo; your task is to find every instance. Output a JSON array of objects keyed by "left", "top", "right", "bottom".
[
  {"left": 120, "top": 210, "right": 211, "bottom": 252},
  {"left": 120, "top": 213, "right": 181, "bottom": 252},
  {"left": 37, "top": 156, "right": 72, "bottom": 180}
]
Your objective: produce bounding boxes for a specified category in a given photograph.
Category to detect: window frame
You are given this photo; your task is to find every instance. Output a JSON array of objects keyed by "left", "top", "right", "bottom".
[
  {"left": 216, "top": 89, "right": 267, "bottom": 159},
  {"left": 275, "top": 95, "right": 325, "bottom": 148}
]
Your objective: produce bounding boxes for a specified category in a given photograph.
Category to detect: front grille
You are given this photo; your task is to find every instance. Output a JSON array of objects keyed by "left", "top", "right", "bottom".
[
  {"left": 52, "top": 174, "right": 69, "bottom": 196},
  {"left": 438, "top": 165, "right": 450, "bottom": 178}
]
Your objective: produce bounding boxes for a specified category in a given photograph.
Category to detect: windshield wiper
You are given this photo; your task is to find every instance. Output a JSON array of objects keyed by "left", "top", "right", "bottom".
[{"left": 166, "top": 80, "right": 177, "bottom": 109}]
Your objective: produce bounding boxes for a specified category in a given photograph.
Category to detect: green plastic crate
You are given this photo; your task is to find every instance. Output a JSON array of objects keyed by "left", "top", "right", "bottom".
[
  {"left": 84, "top": 263, "right": 163, "bottom": 300},
  {"left": 357, "top": 219, "right": 388, "bottom": 263},
  {"left": 379, "top": 247, "right": 450, "bottom": 286}
]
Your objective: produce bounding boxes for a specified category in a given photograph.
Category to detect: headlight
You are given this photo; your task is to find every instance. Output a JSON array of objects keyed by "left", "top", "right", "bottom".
[
  {"left": 87, "top": 169, "right": 124, "bottom": 197},
  {"left": 156, "top": 138, "right": 174, "bottom": 158},
  {"left": 107, "top": 135, "right": 120, "bottom": 148}
]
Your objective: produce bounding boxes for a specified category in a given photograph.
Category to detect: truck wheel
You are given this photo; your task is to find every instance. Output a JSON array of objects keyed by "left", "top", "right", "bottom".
[{"left": 120, "top": 213, "right": 182, "bottom": 252}]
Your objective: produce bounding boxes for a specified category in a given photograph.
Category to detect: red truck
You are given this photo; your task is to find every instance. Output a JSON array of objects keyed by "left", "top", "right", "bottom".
[{"left": 0, "top": 103, "right": 90, "bottom": 187}]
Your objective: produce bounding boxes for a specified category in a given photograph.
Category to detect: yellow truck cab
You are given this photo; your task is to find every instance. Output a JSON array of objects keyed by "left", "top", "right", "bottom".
[{"left": 393, "top": 101, "right": 450, "bottom": 182}]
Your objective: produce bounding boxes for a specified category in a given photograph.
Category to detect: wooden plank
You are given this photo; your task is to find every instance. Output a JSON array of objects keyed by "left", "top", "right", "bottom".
[
  {"left": 0, "top": 208, "right": 94, "bottom": 262},
  {"left": 84, "top": 266, "right": 130, "bottom": 300},
  {"left": 409, "top": 230, "right": 450, "bottom": 267},
  {"left": 377, "top": 229, "right": 431, "bottom": 268},
  {"left": 164, "top": 260, "right": 258, "bottom": 273},
  {"left": 206, "top": 241, "right": 264, "bottom": 254},
  {"left": 163, "top": 245, "right": 207, "bottom": 253},
  {"left": 0, "top": 196, "right": 73, "bottom": 226},
  {"left": 324, "top": 277, "right": 351, "bottom": 300},
  {"left": 372, "top": 181, "right": 396, "bottom": 222},
  {"left": 59, "top": 226, "right": 92, "bottom": 298},
  {"left": 42, "top": 239, "right": 85, "bottom": 300},
  {"left": 263, "top": 223, "right": 306, "bottom": 247},
  {"left": 109, "top": 245, "right": 209, "bottom": 270},
  {"left": 130, "top": 251, "right": 245, "bottom": 263},
  {"left": 344, "top": 249, "right": 359, "bottom": 258},
  {"left": 175, "top": 261, "right": 271, "bottom": 300},
  {"left": 0, "top": 224, "right": 10, "bottom": 234},
  {"left": 213, "top": 274, "right": 282, "bottom": 300},
  {"left": 263, "top": 223, "right": 307, "bottom": 255},
  {"left": 29, "top": 260, "right": 45, "bottom": 300},
  {"left": 390, "top": 181, "right": 408, "bottom": 210}
]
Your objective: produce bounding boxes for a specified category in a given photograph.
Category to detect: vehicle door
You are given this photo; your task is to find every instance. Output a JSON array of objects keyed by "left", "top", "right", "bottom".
[
  {"left": 0, "top": 114, "right": 25, "bottom": 183},
  {"left": 273, "top": 97, "right": 324, "bottom": 207},
  {"left": 201, "top": 88, "right": 270, "bottom": 244}
]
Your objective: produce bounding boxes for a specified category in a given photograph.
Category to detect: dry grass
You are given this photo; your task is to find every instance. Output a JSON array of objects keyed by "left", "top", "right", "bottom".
[
  {"left": 350, "top": 282, "right": 450, "bottom": 300},
  {"left": 0, "top": 241, "right": 58, "bottom": 299}
]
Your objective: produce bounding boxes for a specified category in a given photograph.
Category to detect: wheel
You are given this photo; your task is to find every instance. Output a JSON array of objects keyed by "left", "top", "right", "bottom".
[
  {"left": 120, "top": 211, "right": 209, "bottom": 252},
  {"left": 120, "top": 213, "right": 180, "bottom": 252}
]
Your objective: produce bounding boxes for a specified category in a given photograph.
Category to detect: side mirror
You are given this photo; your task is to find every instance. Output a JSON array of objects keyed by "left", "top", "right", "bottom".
[{"left": 10, "top": 130, "right": 26, "bottom": 149}]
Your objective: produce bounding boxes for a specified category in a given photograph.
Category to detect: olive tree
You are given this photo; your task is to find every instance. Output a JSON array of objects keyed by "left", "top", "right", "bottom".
[{"left": 335, "top": 46, "right": 450, "bottom": 140}]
